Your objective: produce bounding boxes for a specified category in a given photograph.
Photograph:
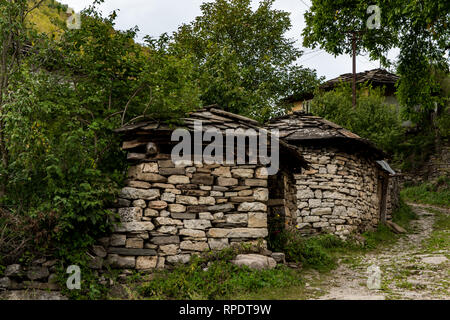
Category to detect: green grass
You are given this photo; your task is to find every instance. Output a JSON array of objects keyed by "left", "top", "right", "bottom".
[
  {"left": 363, "top": 199, "right": 417, "bottom": 249},
  {"left": 362, "top": 224, "right": 398, "bottom": 249},
  {"left": 401, "top": 176, "right": 450, "bottom": 208},
  {"left": 269, "top": 232, "right": 354, "bottom": 272},
  {"left": 264, "top": 200, "right": 418, "bottom": 274},
  {"left": 135, "top": 201, "right": 420, "bottom": 300},
  {"left": 423, "top": 209, "right": 450, "bottom": 252},
  {"left": 392, "top": 198, "right": 419, "bottom": 229},
  {"left": 138, "top": 251, "right": 303, "bottom": 300}
]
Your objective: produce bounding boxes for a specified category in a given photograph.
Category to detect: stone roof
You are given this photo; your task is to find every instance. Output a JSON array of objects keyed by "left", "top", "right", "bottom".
[
  {"left": 114, "top": 105, "right": 261, "bottom": 134},
  {"left": 266, "top": 111, "right": 386, "bottom": 159},
  {"left": 320, "top": 68, "right": 399, "bottom": 91},
  {"left": 114, "top": 105, "right": 308, "bottom": 169},
  {"left": 284, "top": 68, "right": 399, "bottom": 102}
]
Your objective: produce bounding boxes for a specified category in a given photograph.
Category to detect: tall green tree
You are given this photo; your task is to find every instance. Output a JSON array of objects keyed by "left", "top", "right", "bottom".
[
  {"left": 0, "top": 0, "right": 50, "bottom": 193},
  {"left": 172, "top": 0, "right": 321, "bottom": 121},
  {"left": 1, "top": 2, "right": 201, "bottom": 255},
  {"left": 310, "top": 84, "right": 404, "bottom": 157},
  {"left": 302, "top": 0, "right": 449, "bottom": 118}
]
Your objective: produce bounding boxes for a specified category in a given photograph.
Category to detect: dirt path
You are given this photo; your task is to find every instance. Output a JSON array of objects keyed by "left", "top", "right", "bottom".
[{"left": 303, "top": 203, "right": 449, "bottom": 300}]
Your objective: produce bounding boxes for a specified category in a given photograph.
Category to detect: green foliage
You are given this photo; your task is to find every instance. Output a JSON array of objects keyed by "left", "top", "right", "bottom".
[
  {"left": 309, "top": 83, "right": 442, "bottom": 172},
  {"left": 424, "top": 209, "right": 450, "bottom": 252},
  {"left": 139, "top": 253, "right": 302, "bottom": 300},
  {"left": 310, "top": 83, "right": 404, "bottom": 156},
  {"left": 269, "top": 201, "right": 417, "bottom": 270},
  {"left": 269, "top": 231, "right": 346, "bottom": 271},
  {"left": 363, "top": 200, "right": 417, "bottom": 249},
  {"left": 26, "top": 0, "right": 68, "bottom": 37},
  {"left": 55, "top": 250, "right": 117, "bottom": 300},
  {"left": 401, "top": 176, "right": 450, "bottom": 208},
  {"left": 302, "top": 0, "right": 395, "bottom": 57},
  {"left": 0, "top": 2, "right": 201, "bottom": 261},
  {"left": 392, "top": 198, "right": 418, "bottom": 227},
  {"left": 302, "top": 0, "right": 449, "bottom": 116},
  {"left": 171, "top": 0, "right": 322, "bottom": 121}
]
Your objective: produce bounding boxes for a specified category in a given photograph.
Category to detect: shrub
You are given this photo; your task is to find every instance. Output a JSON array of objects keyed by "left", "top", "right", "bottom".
[
  {"left": 310, "top": 83, "right": 404, "bottom": 156},
  {"left": 392, "top": 198, "right": 418, "bottom": 227},
  {"left": 362, "top": 200, "right": 417, "bottom": 249},
  {"left": 0, "top": 208, "right": 59, "bottom": 265},
  {"left": 362, "top": 224, "right": 398, "bottom": 249}
]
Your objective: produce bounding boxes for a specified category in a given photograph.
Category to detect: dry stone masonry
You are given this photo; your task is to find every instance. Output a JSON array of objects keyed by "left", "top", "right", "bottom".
[
  {"left": 92, "top": 106, "right": 288, "bottom": 271},
  {"left": 266, "top": 112, "right": 400, "bottom": 239},
  {"left": 103, "top": 159, "right": 270, "bottom": 270},
  {"left": 292, "top": 145, "right": 381, "bottom": 237}
]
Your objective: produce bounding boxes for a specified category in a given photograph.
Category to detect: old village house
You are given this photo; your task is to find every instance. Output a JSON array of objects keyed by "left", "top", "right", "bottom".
[{"left": 93, "top": 106, "right": 398, "bottom": 270}]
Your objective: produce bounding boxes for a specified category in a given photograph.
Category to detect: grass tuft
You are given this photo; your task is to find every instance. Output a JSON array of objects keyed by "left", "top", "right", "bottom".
[{"left": 138, "top": 253, "right": 302, "bottom": 300}]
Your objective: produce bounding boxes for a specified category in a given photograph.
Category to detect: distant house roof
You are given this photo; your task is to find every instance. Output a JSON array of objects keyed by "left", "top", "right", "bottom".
[
  {"left": 285, "top": 68, "right": 399, "bottom": 102},
  {"left": 266, "top": 111, "right": 386, "bottom": 159},
  {"left": 320, "top": 68, "right": 399, "bottom": 91}
]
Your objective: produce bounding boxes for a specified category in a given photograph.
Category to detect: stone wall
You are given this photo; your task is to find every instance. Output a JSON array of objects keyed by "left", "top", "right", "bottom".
[
  {"left": 292, "top": 146, "right": 382, "bottom": 238},
  {"left": 0, "top": 260, "right": 61, "bottom": 292},
  {"left": 99, "top": 157, "right": 270, "bottom": 271},
  {"left": 386, "top": 175, "right": 400, "bottom": 221},
  {"left": 398, "top": 145, "right": 450, "bottom": 186}
]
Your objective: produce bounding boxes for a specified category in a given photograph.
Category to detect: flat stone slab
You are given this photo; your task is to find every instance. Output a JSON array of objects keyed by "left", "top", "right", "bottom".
[
  {"left": 420, "top": 255, "right": 448, "bottom": 265},
  {"left": 0, "top": 290, "right": 67, "bottom": 300},
  {"left": 231, "top": 254, "right": 277, "bottom": 270},
  {"left": 108, "top": 248, "right": 157, "bottom": 256}
]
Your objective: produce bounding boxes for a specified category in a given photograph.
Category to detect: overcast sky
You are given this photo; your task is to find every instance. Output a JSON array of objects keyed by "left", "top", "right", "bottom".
[{"left": 61, "top": 0, "right": 398, "bottom": 80}]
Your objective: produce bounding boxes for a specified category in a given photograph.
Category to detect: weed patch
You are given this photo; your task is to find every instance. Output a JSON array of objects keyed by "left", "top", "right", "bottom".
[
  {"left": 138, "top": 254, "right": 302, "bottom": 300},
  {"left": 401, "top": 176, "right": 450, "bottom": 208}
]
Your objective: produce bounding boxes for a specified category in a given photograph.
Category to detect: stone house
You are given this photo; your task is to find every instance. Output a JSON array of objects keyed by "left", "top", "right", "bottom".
[
  {"left": 266, "top": 111, "right": 398, "bottom": 238},
  {"left": 96, "top": 107, "right": 397, "bottom": 270},
  {"left": 286, "top": 68, "right": 400, "bottom": 113},
  {"left": 101, "top": 106, "right": 306, "bottom": 270}
]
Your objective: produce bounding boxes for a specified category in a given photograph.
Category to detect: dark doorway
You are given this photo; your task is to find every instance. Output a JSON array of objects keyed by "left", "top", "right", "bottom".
[
  {"left": 267, "top": 168, "right": 297, "bottom": 250},
  {"left": 377, "top": 172, "right": 389, "bottom": 223}
]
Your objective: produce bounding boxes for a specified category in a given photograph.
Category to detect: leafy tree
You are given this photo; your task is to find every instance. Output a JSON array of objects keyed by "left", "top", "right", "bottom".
[
  {"left": 302, "top": 0, "right": 449, "bottom": 117},
  {"left": 171, "top": 0, "right": 322, "bottom": 121},
  {"left": 1, "top": 2, "right": 201, "bottom": 257},
  {"left": 0, "top": 0, "right": 48, "bottom": 192}
]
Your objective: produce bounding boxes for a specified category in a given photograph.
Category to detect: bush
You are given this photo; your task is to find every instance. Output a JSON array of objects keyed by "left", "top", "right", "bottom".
[
  {"left": 311, "top": 83, "right": 404, "bottom": 156},
  {"left": 0, "top": 208, "right": 59, "bottom": 265},
  {"left": 362, "top": 200, "right": 417, "bottom": 249},
  {"left": 362, "top": 224, "right": 398, "bottom": 249},
  {"left": 392, "top": 198, "right": 419, "bottom": 227}
]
